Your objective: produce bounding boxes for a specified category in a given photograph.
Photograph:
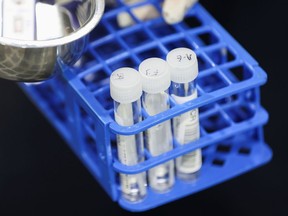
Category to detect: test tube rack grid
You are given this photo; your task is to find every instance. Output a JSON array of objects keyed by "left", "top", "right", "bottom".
[{"left": 19, "top": 0, "right": 272, "bottom": 212}]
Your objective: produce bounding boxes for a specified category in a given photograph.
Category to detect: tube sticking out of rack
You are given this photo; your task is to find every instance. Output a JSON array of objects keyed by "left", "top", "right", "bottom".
[
  {"left": 167, "top": 47, "right": 202, "bottom": 181},
  {"left": 162, "top": 0, "right": 199, "bottom": 24},
  {"left": 110, "top": 67, "right": 147, "bottom": 202},
  {"left": 139, "top": 57, "right": 175, "bottom": 193},
  {"left": 117, "top": 1, "right": 159, "bottom": 28}
]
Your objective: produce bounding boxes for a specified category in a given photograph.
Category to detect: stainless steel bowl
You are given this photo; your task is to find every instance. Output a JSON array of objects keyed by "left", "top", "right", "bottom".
[{"left": 0, "top": 0, "right": 105, "bottom": 82}]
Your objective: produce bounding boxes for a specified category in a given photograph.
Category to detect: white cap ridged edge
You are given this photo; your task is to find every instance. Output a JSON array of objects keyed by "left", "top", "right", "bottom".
[
  {"left": 110, "top": 67, "right": 142, "bottom": 104},
  {"left": 138, "top": 57, "right": 171, "bottom": 94},
  {"left": 166, "top": 47, "right": 199, "bottom": 84}
]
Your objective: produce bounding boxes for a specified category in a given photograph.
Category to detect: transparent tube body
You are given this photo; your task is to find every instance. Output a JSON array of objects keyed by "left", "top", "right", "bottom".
[
  {"left": 171, "top": 81, "right": 202, "bottom": 181},
  {"left": 142, "top": 90, "right": 174, "bottom": 192},
  {"left": 114, "top": 99, "right": 147, "bottom": 202}
]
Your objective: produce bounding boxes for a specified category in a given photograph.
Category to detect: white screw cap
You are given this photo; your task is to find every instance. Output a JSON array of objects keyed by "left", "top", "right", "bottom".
[
  {"left": 138, "top": 57, "right": 171, "bottom": 94},
  {"left": 166, "top": 47, "right": 198, "bottom": 84},
  {"left": 110, "top": 67, "right": 142, "bottom": 104}
]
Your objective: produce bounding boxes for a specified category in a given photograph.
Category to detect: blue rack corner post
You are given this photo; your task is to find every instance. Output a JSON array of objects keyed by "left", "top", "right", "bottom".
[{"left": 19, "top": 0, "right": 272, "bottom": 212}]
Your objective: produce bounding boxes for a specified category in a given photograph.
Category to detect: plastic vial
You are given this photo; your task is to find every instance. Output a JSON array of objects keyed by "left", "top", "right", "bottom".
[
  {"left": 110, "top": 67, "right": 147, "bottom": 202},
  {"left": 138, "top": 58, "right": 175, "bottom": 193},
  {"left": 166, "top": 47, "right": 202, "bottom": 181}
]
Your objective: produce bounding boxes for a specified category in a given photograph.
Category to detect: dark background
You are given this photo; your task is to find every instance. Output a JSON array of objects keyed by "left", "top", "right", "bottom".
[{"left": 0, "top": 0, "right": 287, "bottom": 215}]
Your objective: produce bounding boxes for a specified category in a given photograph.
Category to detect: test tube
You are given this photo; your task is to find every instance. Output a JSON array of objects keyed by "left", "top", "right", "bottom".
[
  {"left": 110, "top": 67, "right": 147, "bottom": 202},
  {"left": 138, "top": 58, "right": 175, "bottom": 193},
  {"left": 162, "top": 0, "right": 198, "bottom": 24},
  {"left": 166, "top": 47, "right": 202, "bottom": 181}
]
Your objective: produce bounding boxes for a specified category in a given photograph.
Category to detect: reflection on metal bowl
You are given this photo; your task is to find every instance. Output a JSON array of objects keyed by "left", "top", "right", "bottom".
[{"left": 0, "top": 0, "right": 105, "bottom": 82}]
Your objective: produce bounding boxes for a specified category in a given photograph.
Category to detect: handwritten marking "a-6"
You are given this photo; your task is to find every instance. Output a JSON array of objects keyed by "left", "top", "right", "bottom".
[{"left": 177, "top": 54, "right": 193, "bottom": 62}]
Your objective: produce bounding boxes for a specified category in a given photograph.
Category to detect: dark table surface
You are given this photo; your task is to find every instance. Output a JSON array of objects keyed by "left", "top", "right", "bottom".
[{"left": 0, "top": 0, "right": 287, "bottom": 215}]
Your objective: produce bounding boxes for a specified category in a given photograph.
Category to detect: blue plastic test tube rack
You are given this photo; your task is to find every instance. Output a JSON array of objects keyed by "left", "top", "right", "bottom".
[{"left": 19, "top": 0, "right": 272, "bottom": 212}]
